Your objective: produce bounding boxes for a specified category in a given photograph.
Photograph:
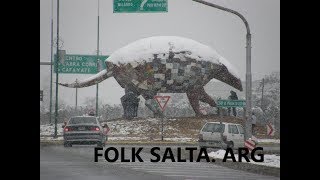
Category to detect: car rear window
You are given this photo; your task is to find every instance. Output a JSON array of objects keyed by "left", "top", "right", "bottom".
[
  {"left": 237, "top": 125, "right": 244, "bottom": 134},
  {"left": 202, "top": 123, "right": 225, "bottom": 133},
  {"left": 69, "top": 117, "right": 97, "bottom": 124}
]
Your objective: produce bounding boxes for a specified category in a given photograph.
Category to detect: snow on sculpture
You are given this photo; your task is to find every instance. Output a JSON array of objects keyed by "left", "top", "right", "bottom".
[{"left": 59, "top": 36, "right": 243, "bottom": 118}]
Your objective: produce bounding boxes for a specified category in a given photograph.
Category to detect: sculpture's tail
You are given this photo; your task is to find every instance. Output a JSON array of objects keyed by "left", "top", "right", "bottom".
[{"left": 58, "top": 69, "right": 113, "bottom": 88}]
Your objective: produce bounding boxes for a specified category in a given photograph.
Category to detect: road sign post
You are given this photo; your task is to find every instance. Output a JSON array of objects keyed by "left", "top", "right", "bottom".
[
  {"left": 54, "top": 0, "right": 60, "bottom": 139},
  {"left": 113, "top": 0, "right": 168, "bottom": 13},
  {"left": 217, "top": 97, "right": 223, "bottom": 148},
  {"left": 154, "top": 95, "right": 170, "bottom": 141},
  {"left": 49, "top": 0, "right": 54, "bottom": 124},
  {"left": 96, "top": 0, "right": 101, "bottom": 118},
  {"left": 75, "top": 79, "right": 78, "bottom": 113}
]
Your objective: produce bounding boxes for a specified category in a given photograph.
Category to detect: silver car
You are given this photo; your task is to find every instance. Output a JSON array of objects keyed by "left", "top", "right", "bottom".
[{"left": 63, "top": 116, "right": 106, "bottom": 147}]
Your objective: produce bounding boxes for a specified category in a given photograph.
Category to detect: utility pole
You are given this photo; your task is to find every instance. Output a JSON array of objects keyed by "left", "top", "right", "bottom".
[
  {"left": 96, "top": 0, "right": 100, "bottom": 117},
  {"left": 54, "top": 0, "right": 60, "bottom": 138},
  {"left": 161, "top": 117, "right": 164, "bottom": 141},
  {"left": 75, "top": 79, "right": 78, "bottom": 112},
  {"left": 192, "top": 0, "right": 253, "bottom": 140},
  {"left": 49, "top": 0, "right": 54, "bottom": 124},
  {"left": 261, "top": 78, "right": 264, "bottom": 112}
]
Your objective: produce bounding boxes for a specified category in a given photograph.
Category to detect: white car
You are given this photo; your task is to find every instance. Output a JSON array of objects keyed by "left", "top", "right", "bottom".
[{"left": 198, "top": 122, "right": 245, "bottom": 149}]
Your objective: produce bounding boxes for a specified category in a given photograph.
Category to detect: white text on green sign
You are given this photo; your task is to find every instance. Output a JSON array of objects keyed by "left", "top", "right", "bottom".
[
  {"left": 54, "top": 54, "right": 108, "bottom": 74},
  {"left": 217, "top": 100, "right": 246, "bottom": 108},
  {"left": 113, "top": 0, "right": 167, "bottom": 13}
]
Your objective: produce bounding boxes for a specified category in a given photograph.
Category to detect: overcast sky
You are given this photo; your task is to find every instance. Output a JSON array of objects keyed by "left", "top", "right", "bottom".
[{"left": 40, "top": 0, "right": 280, "bottom": 107}]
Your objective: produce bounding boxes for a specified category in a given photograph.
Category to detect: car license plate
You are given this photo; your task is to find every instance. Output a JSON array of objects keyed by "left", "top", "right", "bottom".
[{"left": 78, "top": 127, "right": 85, "bottom": 131}]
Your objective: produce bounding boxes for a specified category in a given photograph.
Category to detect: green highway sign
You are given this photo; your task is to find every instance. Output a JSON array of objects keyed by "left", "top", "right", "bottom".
[
  {"left": 54, "top": 54, "right": 109, "bottom": 74},
  {"left": 217, "top": 99, "right": 246, "bottom": 108},
  {"left": 113, "top": 0, "right": 168, "bottom": 13}
]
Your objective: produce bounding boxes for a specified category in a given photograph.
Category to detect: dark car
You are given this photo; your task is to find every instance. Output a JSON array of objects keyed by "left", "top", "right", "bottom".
[{"left": 63, "top": 116, "right": 106, "bottom": 147}]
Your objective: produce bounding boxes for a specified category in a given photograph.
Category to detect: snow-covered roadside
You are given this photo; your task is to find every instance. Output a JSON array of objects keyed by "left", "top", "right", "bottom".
[
  {"left": 40, "top": 120, "right": 279, "bottom": 145},
  {"left": 256, "top": 139, "right": 280, "bottom": 144},
  {"left": 163, "top": 137, "right": 193, "bottom": 142},
  {"left": 208, "top": 149, "right": 280, "bottom": 168},
  {"left": 108, "top": 137, "right": 149, "bottom": 141},
  {"left": 40, "top": 123, "right": 63, "bottom": 136},
  {"left": 40, "top": 136, "right": 64, "bottom": 141}
]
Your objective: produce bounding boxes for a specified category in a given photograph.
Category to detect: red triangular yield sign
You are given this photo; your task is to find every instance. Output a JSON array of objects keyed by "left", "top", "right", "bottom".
[{"left": 154, "top": 96, "right": 171, "bottom": 112}]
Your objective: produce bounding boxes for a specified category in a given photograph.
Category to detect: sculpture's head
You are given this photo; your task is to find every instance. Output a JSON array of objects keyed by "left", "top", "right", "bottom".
[{"left": 212, "top": 63, "right": 243, "bottom": 91}]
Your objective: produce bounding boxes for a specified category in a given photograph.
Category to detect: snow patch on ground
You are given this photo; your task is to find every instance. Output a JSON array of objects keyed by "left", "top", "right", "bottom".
[
  {"left": 163, "top": 137, "right": 193, "bottom": 142},
  {"left": 208, "top": 149, "right": 280, "bottom": 168},
  {"left": 257, "top": 139, "right": 280, "bottom": 143},
  {"left": 40, "top": 123, "right": 63, "bottom": 136},
  {"left": 108, "top": 137, "right": 148, "bottom": 141},
  {"left": 40, "top": 136, "right": 64, "bottom": 141}
]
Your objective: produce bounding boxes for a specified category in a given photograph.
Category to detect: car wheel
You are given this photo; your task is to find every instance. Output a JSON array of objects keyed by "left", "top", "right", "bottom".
[
  {"left": 101, "top": 140, "right": 106, "bottom": 147},
  {"left": 227, "top": 141, "right": 234, "bottom": 149},
  {"left": 64, "top": 142, "right": 72, "bottom": 147},
  {"left": 97, "top": 142, "right": 104, "bottom": 148}
]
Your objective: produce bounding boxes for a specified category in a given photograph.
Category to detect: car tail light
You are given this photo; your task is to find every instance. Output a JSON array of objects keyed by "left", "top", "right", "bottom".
[
  {"left": 199, "top": 134, "right": 203, "bottom": 141},
  {"left": 90, "top": 127, "right": 100, "bottom": 131},
  {"left": 64, "top": 127, "right": 71, "bottom": 132},
  {"left": 222, "top": 135, "right": 227, "bottom": 142}
]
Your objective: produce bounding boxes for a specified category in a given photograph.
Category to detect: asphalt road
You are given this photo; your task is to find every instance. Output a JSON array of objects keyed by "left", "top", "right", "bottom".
[{"left": 40, "top": 145, "right": 279, "bottom": 180}]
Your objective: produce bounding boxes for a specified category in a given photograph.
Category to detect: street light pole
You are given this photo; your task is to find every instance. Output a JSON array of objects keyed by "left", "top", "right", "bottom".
[
  {"left": 261, "top": 78, "right": 264, "bottom": 112},
  {"left": 54, "top": 0, "right": 60, "bottom": 138},
  {"left": 75, "top": 79, "right": 78, "bottom": 112},
  {"left": 49, "top": 0, "right": 54, "bottom": 124},
  {"left": 192, "top": 0, "right": 253, "bottom": 140},
  {"left": 96, "top": 0, "right": 100, "bottom": 117}
]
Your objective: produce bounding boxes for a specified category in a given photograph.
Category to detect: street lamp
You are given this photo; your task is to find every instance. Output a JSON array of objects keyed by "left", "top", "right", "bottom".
[
  {"left": 49, "top": 0, "right": 54, "bottom": 124},
  {"left": 96, "top": 0, "right": 100, "bottom": 118},
  {"left": 192, "top": 0, "right": 253, "bottom": 140},
  {"left": 54, "top": 0, "right": 60, "bottom": 138},
  {"left": 75, "top": 79, "right": 78, "bottom": 112}
]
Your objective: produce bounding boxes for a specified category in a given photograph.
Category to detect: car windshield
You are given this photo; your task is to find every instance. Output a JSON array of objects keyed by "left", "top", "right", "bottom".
[
  {"left": 68, "top": 117, "right": 97, "bottom": 124},
  {"left": 202, "top": 123, "right": 225, "bottom": 133}
]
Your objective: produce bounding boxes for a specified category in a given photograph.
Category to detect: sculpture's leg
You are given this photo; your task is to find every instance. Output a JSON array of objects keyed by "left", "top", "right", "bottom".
[
  {"left": 186, "top": 89, "right": 202, "bottom": 116},
  {"left": 198, "top": 87, "right": 217, "bottom": 107},
  {"left": 198, "top": 87, "right": 218, "bottom": 116},
  {"left": 121, "top": 90, "right": 140, "bottom": 120},
  {"left": 120, "top": 95, "right": 128, "bottom": 119}
]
